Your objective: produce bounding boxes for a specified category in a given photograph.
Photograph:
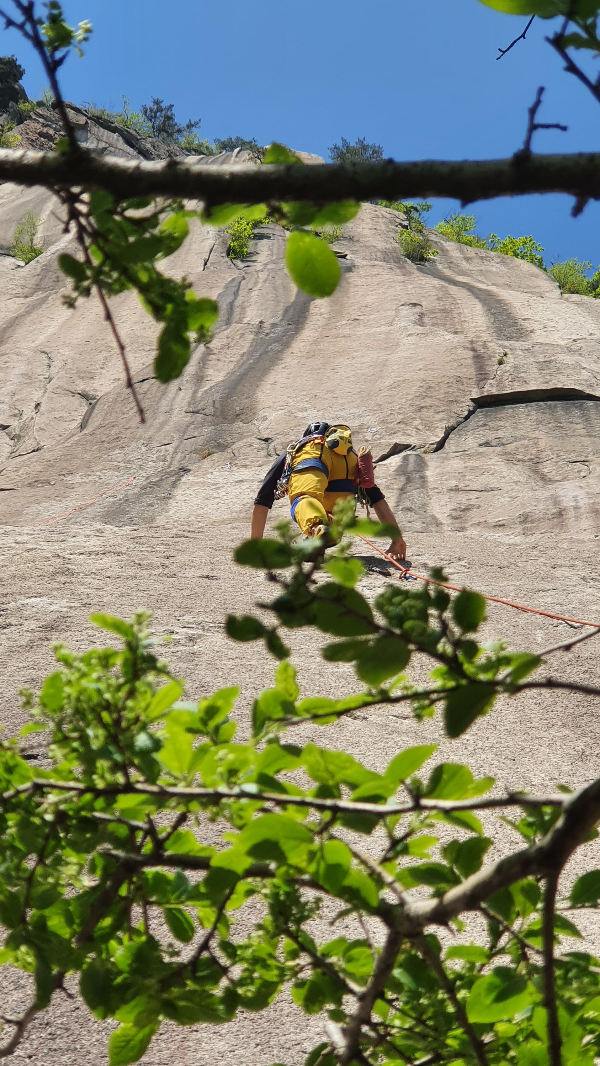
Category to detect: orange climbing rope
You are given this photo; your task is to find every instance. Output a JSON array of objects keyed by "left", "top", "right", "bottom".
[
  {"left": 37, "top": 477, "right": 136, "bottom": 527},
  {"left": 354, "top": 532, "right": 600, "bottom": 629}
]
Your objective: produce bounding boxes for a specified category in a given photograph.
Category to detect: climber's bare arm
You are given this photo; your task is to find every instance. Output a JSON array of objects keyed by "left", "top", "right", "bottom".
[
  {"left": 372, "top": 499, "right": 407, "bottom": 561},
  {"left": 251, "top": 504, "right": 270, "bottom": 539}
]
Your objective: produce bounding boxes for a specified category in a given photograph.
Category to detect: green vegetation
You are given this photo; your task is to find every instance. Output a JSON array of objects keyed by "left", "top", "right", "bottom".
[
  {"left": 487, "top": 233, "right": 546, "bottom": 269},
  {"left": 0, "top": 120, "right": 21, "bottom": 148},
  {"left": 140, "top": 97, "right": 200, "bottom": 142},
  {"left": 0, "top": 506, "right": 600, "bottom": 1065},
  {"left": 435, "top": 213, "right": 600, "bottom": 296},
  {"left": 329, "top": 135, "right": 384, "bottom": 164},
  {"left": 435, "top": 213, "right": 487, "bottom": 249},
  {"left": 390, "top": 200, "right": 437, "bottom": 263},
  {"left": 85, "top": 96, "right": 152, "bottom": 136},
  {"left": 10, "top": 210, "right": 43, "bottom": 263},
  {"left": 313, "top": 224, "right": 343, "bottom": 244},
  {"left": 226, "top": 215, "right": 272, "bottom": 259},
  {"left": 398, "top": 228, "right": 438, "bottom": 263},
  {"left": 549, "top": 258, "right": 600, "bottom": 296}
]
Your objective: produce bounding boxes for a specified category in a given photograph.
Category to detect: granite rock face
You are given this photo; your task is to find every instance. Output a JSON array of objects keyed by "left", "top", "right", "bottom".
[{"left": 0, "top": 163, "right": 598, "bottom": 535}]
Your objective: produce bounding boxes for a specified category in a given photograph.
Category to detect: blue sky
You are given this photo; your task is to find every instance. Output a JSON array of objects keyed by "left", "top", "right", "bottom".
[{"left": 3, "top": 0, "right": 600, "bottom": 265}]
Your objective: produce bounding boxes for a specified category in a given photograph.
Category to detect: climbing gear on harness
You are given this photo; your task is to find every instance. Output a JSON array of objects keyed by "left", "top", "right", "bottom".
[
  {"left": 357, "top": 446, "right": 375, "bottom": 489},
  {"left": 325, "top": 425, "right": 353, "bottom": 456},
  {"left": 356, "top": 446, "right": 375, "bottom": 513},
  {"left": 274, "top": 431, "right": 328, "bottom": 501}
]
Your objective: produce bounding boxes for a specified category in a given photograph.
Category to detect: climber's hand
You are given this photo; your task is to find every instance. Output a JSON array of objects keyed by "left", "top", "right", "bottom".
[{"left": 387, "top": 537, "right": 407, "bottom": 562}]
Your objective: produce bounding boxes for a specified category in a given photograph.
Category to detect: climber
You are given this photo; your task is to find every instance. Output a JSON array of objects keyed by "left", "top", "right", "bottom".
[{"left": 250, "top": 421, "right": 407, "bottom": 560}]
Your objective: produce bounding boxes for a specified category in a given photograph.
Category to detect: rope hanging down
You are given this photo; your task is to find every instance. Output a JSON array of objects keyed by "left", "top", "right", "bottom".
[{"left": 354, "top": 532, "right": 600, "bottom": 630}]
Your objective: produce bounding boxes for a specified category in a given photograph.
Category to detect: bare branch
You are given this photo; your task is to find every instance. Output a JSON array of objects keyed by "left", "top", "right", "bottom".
[
  {"left": 6, "top": 148, "right": 600, "bottom": 210},
  {"left": 539, "top": 626, "right": 600, "bottom": 658},
  {"left": 497, "top": 14, "right": 536, "bottom": 59},
  {"left": 520, "top": 87, "right": 568, "bottom": 156},
  {"left": 341, "top": 927, "right": 404, "bottom": 1066},
  {"left": 548, "top": 30, "right": 600, "bottom": 107},
  {"left": 543, "top": 871, "right": 563, "bottom": 1066},
  {"left": 16, "top": 776, "right": 567, "bottom": 819}
]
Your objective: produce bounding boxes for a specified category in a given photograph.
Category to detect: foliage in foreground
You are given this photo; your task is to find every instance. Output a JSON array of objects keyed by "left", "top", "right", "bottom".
[
  {"left": 10, "top": 209, "right": 43, "bottom": 263},
  {"left": 1, "top": 511, "right": 600, "bottom": 1065}
]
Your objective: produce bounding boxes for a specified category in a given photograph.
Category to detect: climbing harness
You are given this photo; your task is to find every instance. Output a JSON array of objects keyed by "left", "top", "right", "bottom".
[{"left": 354, "top": 531, "right": 600, "bottom": 629}]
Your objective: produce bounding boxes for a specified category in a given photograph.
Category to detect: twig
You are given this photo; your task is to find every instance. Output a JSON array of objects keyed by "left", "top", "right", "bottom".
[
  {"left": 549, "top": 29, "right": 600, "bottom": 107},
  {"left": 520, "top": 87, "right": 568, "bottom": 156},
  {"left": 543, "top": 871, "right": 563, "bottom": 1066},
  {"left": 76, "top": 226, "right": 145, "bottom": 424},
  {"left": 15, "top": 776, "right": 568, "bottom": 818},
  {"left": 415, "top": 936, "right": 489, "bottom": 1066},
  {"left": 539, "top": 626, "right": 600, "bottom": 657},
  {"left": 497, "top": 15, "right": 535, "bottom": 59},
  {"left": 0, "top": 1, "right": 79, "bottom": 152},
  {"left": 341, "top": 927, "right": 404, "bottom": 1065}
]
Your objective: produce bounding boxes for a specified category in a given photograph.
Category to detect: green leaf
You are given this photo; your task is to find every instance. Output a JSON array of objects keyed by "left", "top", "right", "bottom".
[
  {"left": 266, "top": 629, "right": 290, "bottom": 660},
  {"left": 355, "top": 635, "right": 410, "bottom": 686},
  {"left": 310, "top": 201, "right": 360, "bottom": 226},
  {"left": 325, "top": 557, "right": 365, "bottom": 588},
  {"left": 313, "top": 840, "right": 352, "bottom": 892},
  {"left": 426, "top": 763, "right": 494, "bottom": 800},
  {"left": 466, "top": 967, "right": 534, "bottom": 1023},
  {"left": 446, "top": 836, "right": 492, "bottom": 878},
  {"left": 234, "top": 539, "right": 293, "bottom": 569},
  {"left": 397, "top": 861, "right": 460, "bottom": 889},
  {"left": 226, "top": 615, "right": 267, "bottom": 642},
  {"left": 384, "top": 745, "right": 437, "bottom": 784},
  {"left": 155, "top": 322, "right": 190, "bottom": 383},
  {"left": 322, "top": 638, "right": 368, "bottom": 662},
  {"left": 58, "top": 253, "right": 87, "bottom": 283},
  {"left": 445, "top": 944, "right": 490, "bottom": 963},
  {"left": 285, "top": 231, "right": 341, "bottom": 299},
  {"left": 40, "top": 671, "right": 64, "bottom": 712},
  {"left": 80, "top": 959, "right": 118, "bottom": 1019},
  {"left": 275, "top": 660, "right": 299, "bottom": 700},
  {"left": 108, "top": 1023, "right": 158, "bottom": 1066},
  {"left": 186, "top": 295, "right": 219, "bottom": 333},
  {"left": 570, "top": 870, "right": 600, "bottom": 907},
  {"left": 339, "top": 868, "right": 379, "bottom": 910},
  {"left": 164, "top": 906, "right": 195, "bottom": 943},
  {"left": 302, "top": 743, "right": 372, "bottom": 787},
  {"left": 90, "top": 613, "right": 133, "bottom": 640},
  {"left": 452, "top": 590, "right": 487, "bottom": 632},
  {"left": 238, "top": 814, "right": 313, "bottom": 863},
  {"left": 444, "top": 683, "right": 496, "bottom": 738},
  {"left": 202, "top": 203, "right": 269, "bottom": 225},
  {"left": 263, "top": 143, "right": 304, "bottom": 164},
  {"left": 477, "top": 0, "right": 561, "bottom": 15},
  {"left": 505, "top": 652, "right": 542, "bottom": 685},
  {"left": 147, "top": 680, "right": 183, "bottom": 719},
  {"left": 313, "top": 583, "right": 375, "bottom": 637}
]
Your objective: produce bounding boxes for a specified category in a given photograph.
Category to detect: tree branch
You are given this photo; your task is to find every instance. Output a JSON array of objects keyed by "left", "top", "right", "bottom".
[
  {"left": 543, "top": 871, "right": 563, "bottom": 1066},
  {"left": 18, "top": 776, "right": 567, "bottom": 819},
  {"left": 415, "top": 936, "right": 489, "bottom": 1066},
  {"left": 497, "top": 15, "right": 535, "bottom": 59},
  {"left": 539, "top": 626, "right": 600, "bottom": 657},
  {"left": 341, "top": 926, "right": 405, "bottom": 1066},
  {"left": 4, "top": 148, "right": 600, "bottom": 209}
]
